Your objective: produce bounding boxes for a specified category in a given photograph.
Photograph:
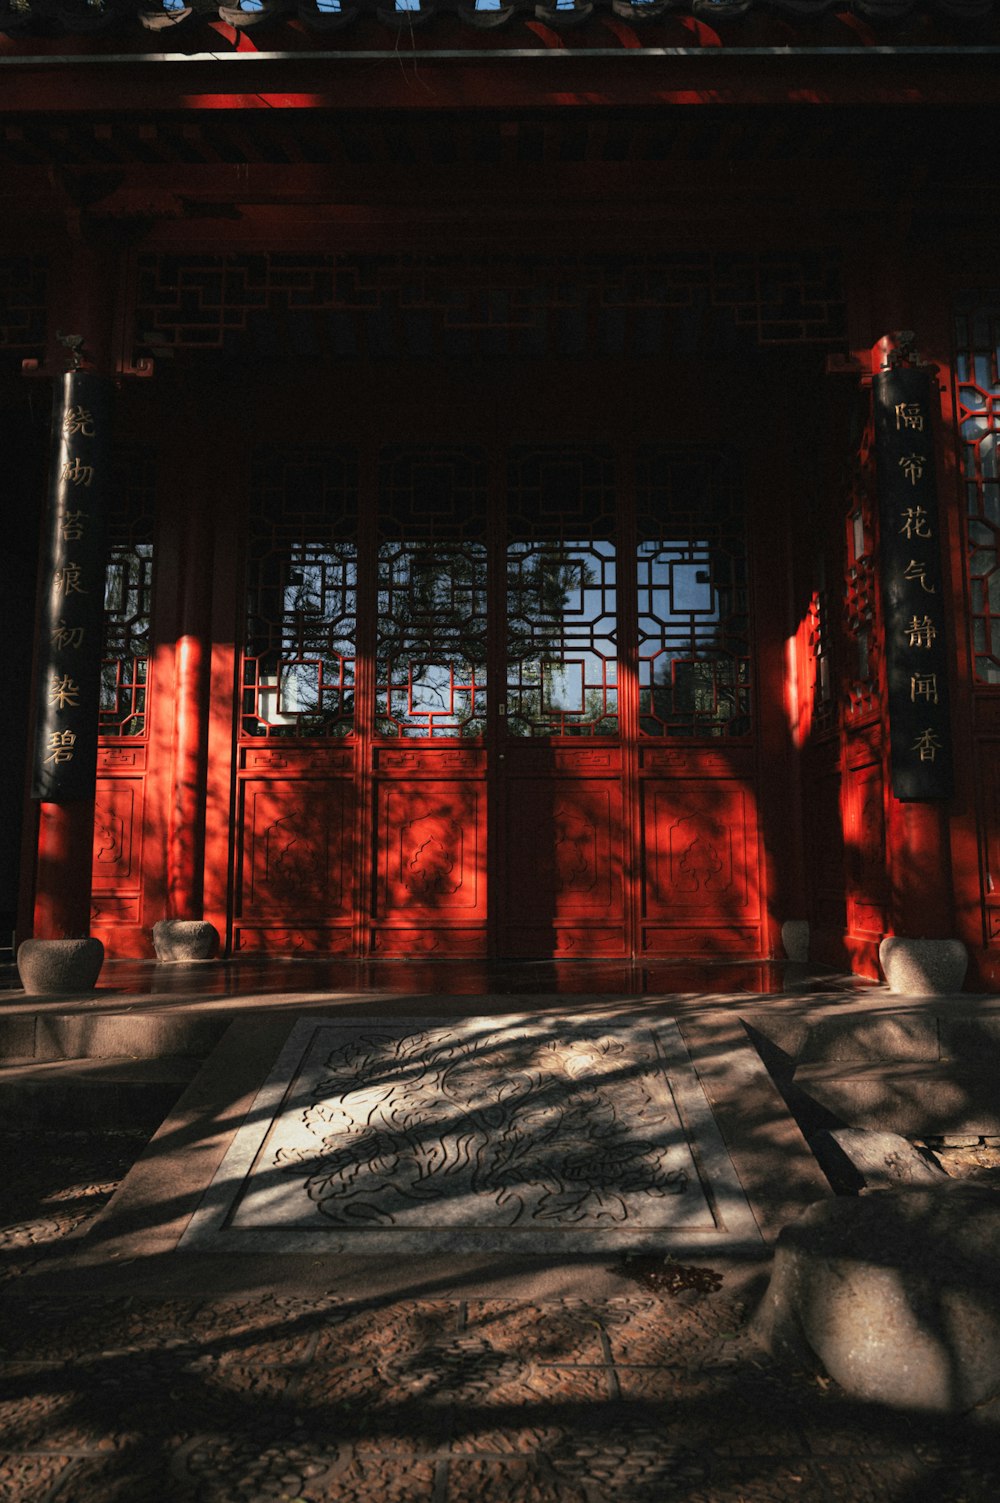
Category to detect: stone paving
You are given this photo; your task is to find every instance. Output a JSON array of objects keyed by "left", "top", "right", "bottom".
[{"left": 3, "top": 1132, "right": 1000, "bottom": 1503}]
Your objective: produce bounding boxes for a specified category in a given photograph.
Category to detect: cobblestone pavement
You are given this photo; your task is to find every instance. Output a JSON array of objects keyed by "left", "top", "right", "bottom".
[{"left": 1, "top": 1133, "right": 999, "bottom": 1503}]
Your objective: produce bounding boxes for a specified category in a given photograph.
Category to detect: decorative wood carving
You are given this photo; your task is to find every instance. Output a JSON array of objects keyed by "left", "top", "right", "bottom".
[
  {"left": 224, "top": 436, "right": 764, "bottom": 958},
  {"left": 235, "top": 927, "right": 354, "bottom": 954},
  {"left": 243, "top": 782, "right": 350, "bottom": 918},
  {"left": 641, "top": 927, "right": 759, "bottom": 955},
  {"left": 371, "top": 928, "right": 486, "bottom": 957},
  {"left": 90, "top": 896, "right": 141, "bottom": 924},
  {"left": 844, "top": 728, "right": 881, "bottom": 769},
  {"left": 504, "top": 927, "right": 626, "bottom": 958},
  {"left": 643, "top": 784, "right": 756, "bottom": 918},
  {"left": 640, "top": 748, "right": 751, "bottom": 777},
  {"left": 507, "top": 747, "right": 620, "bottom": 775},
  {"left": 376, "top": 748, "right": 484, "bottom": 774},
  {"left": 91, "top": 785, "right": 137, "bottom": 884},
  {"left": 505, "top": 782, "right": 620, "bottom": 917},
  {"left": 243, "top": 748, "right": 352, "bottom": 772},
  {"left": 378, "top": 785, "right": 484, "bottom": 919},
  {"left": 98, "top": 746, "right": 145, "bottom": 770}
]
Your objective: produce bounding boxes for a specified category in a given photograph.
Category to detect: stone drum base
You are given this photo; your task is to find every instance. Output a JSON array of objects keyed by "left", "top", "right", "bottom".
[
  {"left": 879, "top": 937, "right": 968, "bottom": 996},
  {"left": 16, "top": 937, "right": 104, "bottom": 996},
  {"left": 153, "top": 920, "right": 219, "bottom": 963}
]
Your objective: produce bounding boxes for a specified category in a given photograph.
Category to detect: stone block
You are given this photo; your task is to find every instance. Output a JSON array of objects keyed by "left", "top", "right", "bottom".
[
  {"left": 789, "top": 1062, "right": 1000, "bottom": 1136},
  {"left": 33, "top": 1012, "right": 227, "bottom": 1062},
  {"left": 152, "top": 920, "right": 219, "bottom": 963},
  {"left": 16, "top": 938, "right": 104, "bottom": 996},
  {"left": 797, "top": 1013, "right": 939, "bottom": 1064},
  {"left": 808, "top": 1127, "right": 946, "bottom": 1195},
  {"left": 879, "top": 937, "right": 968, "bottom": 997},
  {"left": 939, "top": 1016, "right": 1000, "bottom": 1063},
  {"left": 0, "top": 1017, "right": 38, "bottom": 1063},
  {"left": 752, "top": 1185, "right": 1000, "bottom": 1414}
]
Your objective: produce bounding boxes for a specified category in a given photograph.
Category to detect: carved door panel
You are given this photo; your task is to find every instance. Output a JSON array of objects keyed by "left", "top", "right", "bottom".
[
  {"left": 638, "top": 759, "right": 762, "bottom": 956},
  {"left": 237, "top": 774, "right": 356, "bottom": 954},
  {"left": 499, "top": 758, "right": 626, "bottom": 957},
  {"left": 845, "top": 752, "right": 888, "bottom": 941},
  {"left": 374, "top": 771, "right": 488, "bottom": 956},
  {"left": 92, "top": 760, "right": 146, "bottom": 937}
]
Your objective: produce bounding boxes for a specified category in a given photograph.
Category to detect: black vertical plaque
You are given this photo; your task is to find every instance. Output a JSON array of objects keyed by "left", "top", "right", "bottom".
[
  {"left": 31, "top": 370, "right": 111, "bottom": 801},
  {"left": 873, "top": 363, "right": 952, "bottom": 800}
]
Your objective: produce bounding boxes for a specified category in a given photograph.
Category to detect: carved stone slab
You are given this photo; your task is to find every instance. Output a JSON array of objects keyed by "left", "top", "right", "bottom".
[{"left": 180, "top": 1015, "right": 763, "bottom": 1254}]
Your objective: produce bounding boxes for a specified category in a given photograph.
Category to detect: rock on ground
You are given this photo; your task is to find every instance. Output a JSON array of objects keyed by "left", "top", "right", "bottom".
[{"left": 752, "top": 1183, "right": 1000, "bottom": 1416}]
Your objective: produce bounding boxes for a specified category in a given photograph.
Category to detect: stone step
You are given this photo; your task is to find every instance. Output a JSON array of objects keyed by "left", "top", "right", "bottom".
[
  {"left": 745, "top": 1006, "right": 1000, "bottom": 1067},
  {"left": 0, "top": 1010, "right": 228, "bottom": 1065},
  {"left": 0, "top": 1056, "right": 201, "bottom": 1131},
  {"left": 787, "top": 1060, "right": 1000, "bottom": 1136}
]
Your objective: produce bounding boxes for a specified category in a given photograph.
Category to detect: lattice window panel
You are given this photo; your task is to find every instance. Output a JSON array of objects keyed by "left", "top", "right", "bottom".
[
  {"left": 635, "top": 448, "right": 751, "bottom": 739},
  {"left": 843, "top": 405, "right": 881, "bottom": 723},
  {"left": 955, "top": 295, "right": 1000, "bottom": 685},
  {"left": 376, "top": 446, "right": 488, "bottom": 738},
  {"left": 100, "top": 449, "right": 155, "bottom": 737},
  {"left": 506, "top": 445, "right": 617, "bottom": 737},
  {"left": 243, "top": 448, "right": 359, "bottom": 738},
  {"left": 132, "top": 251, "right": 845, "bottom": 363},
  {"left": 0, "top": 255, "right": 46, "bottom": 363}
]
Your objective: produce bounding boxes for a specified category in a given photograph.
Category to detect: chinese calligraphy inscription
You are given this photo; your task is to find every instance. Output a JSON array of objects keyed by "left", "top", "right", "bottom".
[
  {"left": 32, "top": 371, "right": 110, "bottom": 801},
  {"left": 874, "top": 362, "right": 952, "bottom": 800}
]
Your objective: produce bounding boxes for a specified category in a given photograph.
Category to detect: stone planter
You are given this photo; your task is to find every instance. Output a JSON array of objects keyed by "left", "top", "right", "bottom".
[
  {"left": 879, "top": 936, "right": 968, "bottom": 996},
  {"left": 152, "top": 919, "right": 219, "bottom": 963},
  {"left": 16, "top": 937, "right": 104, "bottom": 996}
]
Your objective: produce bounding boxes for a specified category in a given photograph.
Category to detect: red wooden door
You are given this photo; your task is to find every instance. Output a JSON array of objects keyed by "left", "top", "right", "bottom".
[{"left": 230, "top": 397, "right": 765, "bottom": 961}]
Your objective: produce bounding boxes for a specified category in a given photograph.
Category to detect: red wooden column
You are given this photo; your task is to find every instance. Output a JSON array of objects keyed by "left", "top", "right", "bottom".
[
  {"left": 165, "top": 474, "right": 212, "bottom": 919},
  {"left": 31, "top": 238, "right": 117, "bottom": 942},
  {"left": 144, "top": 387, "right": 218, "bottom": 925}
]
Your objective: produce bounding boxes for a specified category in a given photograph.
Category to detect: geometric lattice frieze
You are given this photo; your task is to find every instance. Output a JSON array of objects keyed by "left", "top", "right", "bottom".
[{"left": 135, "top": 251, "right": 845, "bottom": 363}]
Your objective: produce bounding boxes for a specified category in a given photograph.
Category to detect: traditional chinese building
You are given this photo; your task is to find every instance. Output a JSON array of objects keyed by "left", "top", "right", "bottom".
[{"left": 2, "top": 0, "right": 999, "bottom": 990}]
